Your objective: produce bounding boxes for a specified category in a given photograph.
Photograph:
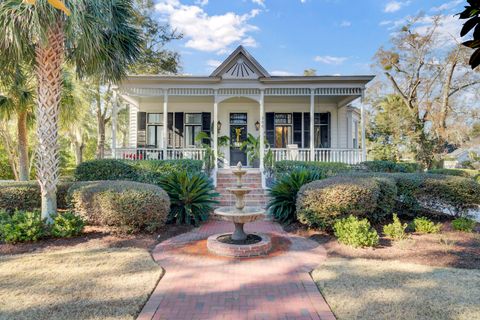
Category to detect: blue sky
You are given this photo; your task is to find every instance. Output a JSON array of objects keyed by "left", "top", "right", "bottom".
[{"left": 155, "top": 0, "right": 466, "bottom": 76}]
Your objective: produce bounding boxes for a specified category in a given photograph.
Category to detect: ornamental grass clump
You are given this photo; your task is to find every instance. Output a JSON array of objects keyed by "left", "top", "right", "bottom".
[
  {"left": 411, "top": 217, "right": 442, "bottom": 234},
  {"left": 383, "top": 213, "right": 408, "bottom": 240},
  {"left": 451, "top": 217, "right": 476, "bottom": 232},
  {"left": 333, "top": 215, "right": 379, "bottom": 248},
  {"left": 158, "top": 172, "right": 218, "bottom": 226},
  {"left": 268, "top": 169, "right": 323, "bottom": 224}
]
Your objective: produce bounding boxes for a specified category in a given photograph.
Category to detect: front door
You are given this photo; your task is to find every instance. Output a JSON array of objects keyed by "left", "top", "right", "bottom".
[{"left": 229, "top": 113, "right": 248, "bottom": 166}]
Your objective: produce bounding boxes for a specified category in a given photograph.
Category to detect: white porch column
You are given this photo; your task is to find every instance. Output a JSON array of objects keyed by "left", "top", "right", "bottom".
[
  {"left": 163, "top": 90, "right": 168, "bottom": 160},
  {"left": 111, "top": 89, "right": 118, "bottom": 159},
  {"left": 361, "top": 90, "right": 367, "bottom": 161},
  {"left": 259, "top": 89, "right": 265, "bottom": 170},
  {"left": 213, "top": 90, "right": 219, "bottom": 169},
  {"left": 310, "top": 90, "right": 315, "bottom": 162}
]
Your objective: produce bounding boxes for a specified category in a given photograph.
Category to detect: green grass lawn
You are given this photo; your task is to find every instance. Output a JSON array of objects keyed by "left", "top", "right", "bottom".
[
  {"left": 0, "top": 247, "right": 162, "bottom": 320},
  {"left": 312, "top": 258, "right": 480, "bottom": 320}
]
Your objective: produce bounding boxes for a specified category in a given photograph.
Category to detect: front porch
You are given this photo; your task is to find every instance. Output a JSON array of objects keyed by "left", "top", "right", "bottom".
[{"left": 113, "top": 147, "right": 363, "bottom": 165}]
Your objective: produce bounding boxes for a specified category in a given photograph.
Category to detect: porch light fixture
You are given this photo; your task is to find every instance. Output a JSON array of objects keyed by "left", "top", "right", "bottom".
[
  {"left": 255, "top": 121, "right": 260, "bottom": 131},
  {"left": 217, "top": 121, "right": 222, "bottom": 133}
]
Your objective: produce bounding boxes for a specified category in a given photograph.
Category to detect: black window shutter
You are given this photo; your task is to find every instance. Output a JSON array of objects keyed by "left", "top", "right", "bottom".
[
  {"left": 202, "top": 112, "right": 212, "bottom": 145},
  {"left": 266, "top": 112, "right": 275, "bottom": 147},
  {"left": 293, "top": 112, "right": 302, "bottom": 146},
  {"left": 174, "top": 112, "right": 184, "bottom": 148},
  {"left": 137, "top": 112, "right": 146, "bottom": 131},
  {"left": 303, "top": 112, "right": 310, "bottom": 148}
]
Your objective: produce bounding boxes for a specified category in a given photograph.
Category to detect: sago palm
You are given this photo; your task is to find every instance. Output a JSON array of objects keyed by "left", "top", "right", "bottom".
[{"left": 0, "top": 0, "right": 141, "bottom": 221}]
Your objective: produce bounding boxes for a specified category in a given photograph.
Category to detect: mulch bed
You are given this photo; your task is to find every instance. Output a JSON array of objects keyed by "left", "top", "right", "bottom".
[
  {"left": 0, "top": 224, "right": 194, "bottom": 256},
  {"left": 285, "top": 221, "right": 480, "bottom": 269}
]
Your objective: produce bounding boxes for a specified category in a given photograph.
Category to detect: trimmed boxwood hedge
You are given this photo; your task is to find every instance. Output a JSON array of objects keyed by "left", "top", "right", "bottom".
[
  {"left": 0, "top": 181, "right": 73, "bottom": 212},
  {"left": 74, "top": 159, "right": 203, "bottom": 185},
  {"left": 296, "top": 175, "right": 397, "bottom": 228},
  {"left": 427, "top": 168, "right": 480, "bottom": 180},
  {"left": 274, "top": 161, "right": 351, "bottom": 179},
  {"left": 296, "top": 172, "right": 480, "bottom": 228},
  {"left": 358, "top": 160, "right": 423, "bottom": 173},
  {"left": 68, "top": 180, "right": 170, "bottom": 233}
]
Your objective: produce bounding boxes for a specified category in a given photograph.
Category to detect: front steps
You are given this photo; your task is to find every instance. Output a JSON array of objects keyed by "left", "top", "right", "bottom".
[{"left": 215, "top": 169, "right": 270, "bottom": 209}]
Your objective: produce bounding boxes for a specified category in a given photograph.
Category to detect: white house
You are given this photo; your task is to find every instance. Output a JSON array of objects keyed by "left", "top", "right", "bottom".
[{"left": 113, "top": 46, "right": 374, "bottom": 179}]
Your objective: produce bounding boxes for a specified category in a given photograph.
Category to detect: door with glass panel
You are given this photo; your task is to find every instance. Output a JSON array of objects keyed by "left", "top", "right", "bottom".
[
  {"left": 274, "top": 113, "right": 292, "bottom": 148},
  {"left": 229, "top": 113, "right": 248, "bottom": 166}
]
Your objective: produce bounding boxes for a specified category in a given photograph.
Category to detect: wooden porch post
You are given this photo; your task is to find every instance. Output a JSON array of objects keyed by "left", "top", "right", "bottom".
[
  {"left": 163, "top": 90, "right": 168, "bottom": 160},
  {"left": 259, "top": 89, "right": 265, "bottom": 170},
  {"left": 213, "top": 90, "right": 218, "bottom": 169},
  {"left": 310, "top": 90, "right": 315, "bottom": 162},
  {"left": 361, "top": 90, "right": 367, "bottom": 162}
]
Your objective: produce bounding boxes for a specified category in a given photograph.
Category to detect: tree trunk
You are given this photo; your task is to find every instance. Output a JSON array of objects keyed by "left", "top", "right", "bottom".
[
  {"left": 95, "top": 85, "right": 105, "bottom": 159},
  {"left": 74, "top": 141, "right": 84, "bottom": 165},
  {"left": 34, "top": 21, "right": 64, "bottom": 222},
  {"left": 17, "top": 111, "right": 29, "bottom": 181}
]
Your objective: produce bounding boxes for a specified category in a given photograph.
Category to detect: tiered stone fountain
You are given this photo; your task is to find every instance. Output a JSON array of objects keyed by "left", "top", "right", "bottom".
[{"left": 207, "top": 162, "right": 272, "bottom": 257}]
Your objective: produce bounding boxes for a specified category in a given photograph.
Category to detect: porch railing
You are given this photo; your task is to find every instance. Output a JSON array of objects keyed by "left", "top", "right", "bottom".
[
  {"left": 271, "top": 148, "right": 363, "bottom": 164},
  {"left": 114, "top": 148, "right": 206, "bottom": 161}
]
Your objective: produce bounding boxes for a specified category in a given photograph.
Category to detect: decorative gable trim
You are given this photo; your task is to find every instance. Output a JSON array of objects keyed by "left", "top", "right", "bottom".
[{"left": 210, "top": 45, "right": 270, "bottom": 79}]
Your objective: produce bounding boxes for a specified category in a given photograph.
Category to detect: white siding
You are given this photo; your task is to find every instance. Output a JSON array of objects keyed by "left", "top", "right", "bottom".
[{"left": 128, "top": 104, "right": 139, "bottom": 147}]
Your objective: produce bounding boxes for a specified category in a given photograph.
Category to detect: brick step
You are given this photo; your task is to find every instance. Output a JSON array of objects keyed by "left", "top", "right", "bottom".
[
  {"left": 216, "top": 194, "right": 269, "bottom": 199},
  {"left": 216, "top": 179, "right": 262, "bottom": 184},
  {"left": 215, "top": 188, "right": 267, "bottom": 193},
  {"left": 216, "top": 184, "right": 262, "bottom": 188}
]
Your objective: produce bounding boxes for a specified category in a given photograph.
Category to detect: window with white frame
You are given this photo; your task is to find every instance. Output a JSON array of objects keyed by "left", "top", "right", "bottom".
[
  {"left": 314, "top": 113, "right": 330, "bottom": 148},
  {"left": 274, "top": 113, "right": 292, "bottom": 148},
  {"left": 147, "top": 113, "right": 164, "bottom": 148},
  {"left": 185, "top": 113, "right": 202, "bottom": 147}
]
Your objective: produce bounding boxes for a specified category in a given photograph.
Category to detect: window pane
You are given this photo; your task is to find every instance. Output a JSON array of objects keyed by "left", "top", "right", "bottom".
[
  {"left": 147, "top": 126, "right": 156, "bottom": 146},
  {"left": 275, "top": 113, "right": 292, "bottom": 125},
  {"left": 275, "top": 126, "right": 291, "bottom": 148},
  {"left": 230, "top": 113, "right": 247, "bottom": 125},
  {"left": 185, "top": 113, "right": 202, "bottom": 124},
  {"left": 148, "top": 113, "right": 163, "bottom": 124},
  {"left": 185, "top": 125, "right": 202, "bottom": 146},
  {"left": 314, "top": 113, "right": 329, "bottom": 125}
]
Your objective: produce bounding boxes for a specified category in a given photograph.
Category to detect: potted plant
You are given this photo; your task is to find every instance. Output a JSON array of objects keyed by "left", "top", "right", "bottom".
[
  {"left": 241, "top": 134, "right": 261, "bottom": 168},
  {"left": 195, "top": 132, "right": 230, "bottom": 174}
]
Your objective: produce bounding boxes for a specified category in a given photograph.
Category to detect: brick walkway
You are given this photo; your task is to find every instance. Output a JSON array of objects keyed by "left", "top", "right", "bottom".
[{"left": 138, "top": 220, "right": 335, "bottom": 320}]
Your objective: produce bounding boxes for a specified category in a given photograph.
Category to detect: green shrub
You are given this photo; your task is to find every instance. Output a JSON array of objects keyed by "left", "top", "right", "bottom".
[
  {"left": 0, "top": 210, "right": 46, "bottom": 243},
  {"left": 267, "top": 169, "right": 323, "bottom": 224},
  {"left": 74, "top": 159, "right": 139, "bottom": 181},
  {"left": 427, "top": 168, "right": 479, "bottom": 178},
  {"left": 130, "top": 159, "right": 203, "bottom": 185},
  {"left": 451, "top": 217, "right": 476, "bottom": 232},
  {"left": 51, "top": 211, "right": 85, "bottom": 238},
  {"left": 297, "top": 175, "right": 396, "bottom": 228},
  {"left": 411, "top": 217, "right": 442, "bottom": 234},
  {"left": 360, "top": 160, "right": 422, "bottom": 173},
  {"left": 383, "top": 214, "right": 408, "bottom": 240},
  {"left": 158, "top": 172, "right": 218, "bottom": 225},
  {"left": 274, "top": 161, "right": 350, "bottom": 179},
  {"left": 68, "top": 181, "right": 170, "bottom": 233},
  {"left": 333, "top": 215, "right": 379, "bottom": 248},
  {"left": 0, "top": 181, "right": 73, "bottom": 212}
]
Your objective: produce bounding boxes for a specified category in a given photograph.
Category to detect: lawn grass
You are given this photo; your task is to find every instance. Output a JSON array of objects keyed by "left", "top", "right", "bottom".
[
  {"left": 0, "top": 247, "right": 163, "bottom": 320},
  {"left": 312, "top": 258, "right": 480, "bottom": 320}
]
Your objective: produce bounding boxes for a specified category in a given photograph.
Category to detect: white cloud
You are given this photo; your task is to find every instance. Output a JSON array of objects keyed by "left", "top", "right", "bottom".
[
  {"left": 206, "top": 59, "right": 222, "bottom": 68},
  {"left": 155, "top": 0, "right": 260, "bottom": 54},
  {"left": 414, "top": 15, "right": 462, "bottom": 47},
  {"left": 252, "top": 0, "right": 266, "bottom": 7},
  {"left": 340, "top": 20, "right": 352, "bottom": 27},
  {"left": 431, "top": 0, "right": 463, "bottom": 12},
  {"left": 271, "top": 70, "right": 296, "bottom": 76},
  {"left": 194, "top": 0, "right": 208, "bottom": 6},
  {"left": 314, "top": 55, "right": 348, "bottom": 65},
  {"left": 384, "top": 1, "right": 410, "bottom": 13},
  {"left": 300, "top": 0, "right": 307, "bottom": 3}
]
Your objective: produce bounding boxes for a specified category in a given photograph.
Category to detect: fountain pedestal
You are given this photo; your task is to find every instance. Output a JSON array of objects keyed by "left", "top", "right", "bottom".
[{"left": 207, "top": 163, "right": 272, "bottom": 257}]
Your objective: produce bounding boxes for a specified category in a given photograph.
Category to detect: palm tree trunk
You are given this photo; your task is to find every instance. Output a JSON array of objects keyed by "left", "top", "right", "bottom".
[
  {"left": 34, "top": 21, "right": 64, "bottom": 222},
  {"left": 95, "top": 85, "right": 105, "bottom": 159},
  {"left": 74, "top": 141, "right": 84, "bottom": 165},
  {"left": 17, "top": 111, "right": 29, "bottom": 181}
]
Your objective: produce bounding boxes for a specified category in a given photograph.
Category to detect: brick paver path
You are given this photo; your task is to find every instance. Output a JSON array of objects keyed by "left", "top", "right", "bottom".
[{"left": 138, "top": 220, "right": 335, "bottom": 320}]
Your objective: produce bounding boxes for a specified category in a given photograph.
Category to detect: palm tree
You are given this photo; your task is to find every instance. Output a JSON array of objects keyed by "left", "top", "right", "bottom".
[
  {"left": 0, "top": 65, "right": 35, "bottom": 181},
  {"left": 0, "top": 0, "right": 141, "bottom": 221}
]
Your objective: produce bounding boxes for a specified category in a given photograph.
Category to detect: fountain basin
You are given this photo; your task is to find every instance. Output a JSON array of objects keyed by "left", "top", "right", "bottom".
[
  {"left": 214, "top": 206, "right": 265, "bottom": 224},
  {"left": 207, "top": 233, "right": 272, "bottom": 258}
]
